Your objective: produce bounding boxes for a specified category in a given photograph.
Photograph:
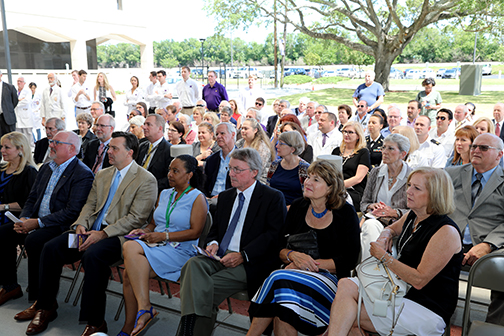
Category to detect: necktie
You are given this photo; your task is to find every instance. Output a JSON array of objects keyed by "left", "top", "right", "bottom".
[
  {"left": 496, "top": 123, "right": 501, "bottom": 137},
  {"left": 93, "top": 143, "right": 105, "bottom": 173},
  {"left": 471, "top": 173, "right": 483, "bottom": 206},
  {"left": 50, "top": 87, "right": 53, "bottom": 96},
  {"left": 92, "top": 171, "right": 121, "bottom": 231},
  {"left": 308, "top": 117, "right": 312, "bottom": 127},
  {"left": 143, "top": 144, "right": 153, "bottom": 169},
  {"left": 322, "top": 133, "right": 328, "bottom": 147},
  {"left": 218, "top": 193, "right": 245, "bottom": 257}
]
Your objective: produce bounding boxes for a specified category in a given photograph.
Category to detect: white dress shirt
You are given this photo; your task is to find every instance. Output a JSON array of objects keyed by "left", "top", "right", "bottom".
[{"left": 176, "top": 79, "right": 201, "bottom": 107}]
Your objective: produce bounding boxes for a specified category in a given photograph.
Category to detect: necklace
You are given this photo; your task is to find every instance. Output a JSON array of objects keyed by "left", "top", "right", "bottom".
[{"left": 311, "top": 206, "right": 328, "bottom": 218}]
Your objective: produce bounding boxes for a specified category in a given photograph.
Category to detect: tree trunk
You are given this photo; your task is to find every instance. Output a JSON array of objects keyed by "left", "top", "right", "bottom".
[{"left": 373, "top": 49, "right": 401, "bottom": 92}]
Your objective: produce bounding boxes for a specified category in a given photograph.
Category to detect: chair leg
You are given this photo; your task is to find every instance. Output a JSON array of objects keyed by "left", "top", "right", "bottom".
[
  {"left": 227, "top": 297, "right": 233, "bottom": 314},
  {"left": 73, "top": 275, "right": 85, "bottom": 306},
  {"left": 157, "top": 280, "right": 166, "bottom": 296},
  {"left": 166, "top": 282, "right": 172, "bottom": 299},
  {"left": 65, "top": 263, "right": 83, "bottom": 303},
  {"left": 16, "top": 246, "right": 26, "bottom": 269},
  {"left": 115, "top": 296, "right": 125, "bottom": 321}
]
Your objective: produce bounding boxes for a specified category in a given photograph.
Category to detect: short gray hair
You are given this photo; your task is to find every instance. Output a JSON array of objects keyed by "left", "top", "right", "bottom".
[
  {"left": 317, "top": 104, "right": 329, "bottom": 112},
  {"left": 47, "top": 117, "right": 66, "bottom": 131},
  {"left": 92, "top": 101, "right": 105, "bottom": 110},
  {"left": 129, "top": 115, "right": 145, "bottom": 127},
  {"left": 147, "top": 113, "right": 166, "bottom": 132},
  {"left": 230, "top": 148, "right": 263, "bottom": 180},
  {"left": 76, "top": 112, "right": 93, "bottom": 127},
  {"left": 384, "top": 133, "right": 410, "bottom": 154},
  {"left": 179, "top": 113, "right": 191, "bottom": 125},
  {"left": 220, "top": 106, "right": 232, "bottom": 115},
  {"left": 279, "top": 131, "right": 305, "bottom": 155},
  {"left": 98, "top": 114, "right": 115, "bottom": 129},
  {"left": 216, "top": 122, "right": 236, "bottom": 141},
  {"left": 63, "top": 131, "right": 82, "bottom": 154},
  {"left": 279, "top": 99, "right": 291, "bottom": 108}
]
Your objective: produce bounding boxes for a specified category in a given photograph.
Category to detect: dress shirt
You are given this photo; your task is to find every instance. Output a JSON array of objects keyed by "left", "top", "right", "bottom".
[
  {"left": 208, "top": 181, "right": 257, "bottom": 251},
  {"left": 38, "top": 156, "right": 77, "bottom": 227},
  {"left": 237, "top": 86, "right": 265, "bottom": 114},
  {"left": 95, "top": 138, "right": 111, "bottom": 171},
  {"left": 176, "top": 78, "right": 200, "bottom": 107},
  {"left": 101, "top": 160, "right": 133, "bottom": 227},
  {"left": 142, "top": 136, "right": 163, "bottom": 169},
  {"left": 407, "top": 137, "right": 447, "bottom": 169},
  {"left": 144, "top": 82, "right": 157, "bottom": 108},
  {"left": 211, "top": 149, "right": 234, "bottom": 196},
  {"left": 406, "top": 118, "right": 417, "bottom": 128},
  {"left": 72, "top": 82, "right": 92, "bottom": 108},
  {"left": 202, "top": 81, "right": 229, "bottom": 111},
  {"left": 152, "top": 82, "right": 172, "bottom": 109},
  {"left": 376, "top": 162, "right": 409, "bottom": 206},
  {"left": 429, "top": 127, "right": 455, "bottom": 158}
]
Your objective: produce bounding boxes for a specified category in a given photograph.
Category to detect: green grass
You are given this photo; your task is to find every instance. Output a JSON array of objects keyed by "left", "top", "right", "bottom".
[
  {"left": 313, "top": 76, "right": 349, "bottom": 84},
  {"left": 283, "top": 75, "right": 314, "bottom": 85},
  {"left": 269, "top": 88, "right": 504, "bottom": 107}
]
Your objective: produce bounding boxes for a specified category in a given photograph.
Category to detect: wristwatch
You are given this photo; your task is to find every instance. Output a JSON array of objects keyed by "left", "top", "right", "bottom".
[{"left": 3, "top": 204, "right": 9, "bottom": 211}]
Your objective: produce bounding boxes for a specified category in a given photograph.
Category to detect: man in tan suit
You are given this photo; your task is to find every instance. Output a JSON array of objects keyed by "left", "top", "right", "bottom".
[{"left": 16, "top": 131, "right": 158, "bottom": 336}]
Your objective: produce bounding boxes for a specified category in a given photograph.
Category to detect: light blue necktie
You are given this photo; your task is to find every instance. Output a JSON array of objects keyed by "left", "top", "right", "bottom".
[
  {"left": 218, "top": 193, "right": 245, "bottom": 257},
  {"left": 92, "top": 171, "right": 121, "bottom": 231}
]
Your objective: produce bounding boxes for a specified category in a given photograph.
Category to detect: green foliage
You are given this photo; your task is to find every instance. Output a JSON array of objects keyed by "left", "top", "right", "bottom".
[
  {"left": 283, "top": 75, "right": 313, "bottom": 85},
  {"left": 97, "top": 43, "right": 140, "bottom": 68}
]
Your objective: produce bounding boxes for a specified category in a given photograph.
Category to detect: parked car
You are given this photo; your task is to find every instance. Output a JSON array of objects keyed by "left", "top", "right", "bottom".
[
  {"left": 336, "top": 67, "right": 357, "bottom": 77},
  {"left": 442, "top": 68, "right": 458, "bottom": 79},
  {"left": 436, "top": 69, "right": 447, "bottom": 77},
  {"left": 322, "top": 70, "right": 336, "bottom": 77},
  {"left": 389, "top": 67, "right": 404, "bottom": 79},
  {"left": 403, "top": 68, "right": 412, "bottom": 76},
  {"left": 482, "top": 64, "right": 492, "bottom": 76},
  {"left": 420, "top": 68, "right": 436, "bottom": 79},
  {"left": 405, "top": 69, "right": 422, "bottom": 79},
  {"left": 284, "top": 67, "right": 306, "bottom": 76}
]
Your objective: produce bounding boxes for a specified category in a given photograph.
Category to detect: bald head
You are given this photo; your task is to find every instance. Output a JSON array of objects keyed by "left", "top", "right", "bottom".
[
  {"left": 493, "top": 103, "right": 504, "bottom": 123},
  {"left": 471, "top": 133, "right": 504, "bottom": 173}
]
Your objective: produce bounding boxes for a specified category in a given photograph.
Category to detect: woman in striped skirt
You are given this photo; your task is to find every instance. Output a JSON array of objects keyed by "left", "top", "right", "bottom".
[{"left": 247, "top": 160, "right": 361, "bottom": 336}]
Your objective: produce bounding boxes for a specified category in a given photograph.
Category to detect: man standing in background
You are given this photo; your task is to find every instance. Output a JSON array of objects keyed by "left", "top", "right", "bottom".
[{"left": 0, "top": 70, "right": 19, "bottom": 137}]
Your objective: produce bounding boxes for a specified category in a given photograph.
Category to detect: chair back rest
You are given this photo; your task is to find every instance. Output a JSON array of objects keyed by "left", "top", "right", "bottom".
[
  {"left": 468, "top": 253, "right": 504, "bottom": 292},
  {"left": 198, "top": 212, "right": 213, "bottom": 249}
]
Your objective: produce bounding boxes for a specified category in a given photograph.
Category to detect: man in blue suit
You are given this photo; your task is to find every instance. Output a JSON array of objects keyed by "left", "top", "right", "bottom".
[
  {"left": 0, "top": 70, "right": 19, "bottom": 137},
  {"left": 0, "top": 131, "right": 94, "bottom": 308}
]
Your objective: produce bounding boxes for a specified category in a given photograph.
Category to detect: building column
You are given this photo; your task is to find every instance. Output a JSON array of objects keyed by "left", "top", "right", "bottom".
[
  {"left": 70, "top": 39, "right": 88, "bottom": 70},
  {"left": 140, "top": 40, "right": 154, "bottom": 70}
]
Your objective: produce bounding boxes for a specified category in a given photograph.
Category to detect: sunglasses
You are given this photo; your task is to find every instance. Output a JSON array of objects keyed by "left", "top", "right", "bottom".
[
  {"left": 470, "top": 144, "right": 500, "bottom": 152},
  {"left": 255, "top": 102, "right": 263, "bottom": 106},
  {"left": 357, "top": 105, "right": 366, "bottom": 108},
  {"left": 436, "top": 116, "right": 447, "bottom": 121}
]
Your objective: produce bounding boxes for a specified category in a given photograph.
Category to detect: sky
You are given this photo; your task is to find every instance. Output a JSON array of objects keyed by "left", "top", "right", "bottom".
[{"left": 148, "top": 0, "right": 276, "bottom": 43}]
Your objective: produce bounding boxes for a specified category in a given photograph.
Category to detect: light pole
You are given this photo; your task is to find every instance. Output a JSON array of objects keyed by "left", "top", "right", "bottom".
[{"left": 199, "top": 38, "right": 206, "bottom": 82}]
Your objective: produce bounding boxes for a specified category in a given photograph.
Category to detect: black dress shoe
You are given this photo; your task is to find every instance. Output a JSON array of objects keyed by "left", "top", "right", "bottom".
[
  {"left": 26, "top": 308, "right": 58, "bottom": 335},
  {"left": 80, "top": 321, "right": 108, "bottom": 336},
  {"left": 0, "top": 285, "right": 23, "bottom": 306}
]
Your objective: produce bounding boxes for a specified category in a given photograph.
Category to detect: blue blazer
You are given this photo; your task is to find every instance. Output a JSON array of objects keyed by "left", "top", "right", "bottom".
[
  {"left": 20, "top": 157, "right": 94, "bottom": 231},
  {"left": 206, "top": 182, "right": 286, "bottom": 297}
]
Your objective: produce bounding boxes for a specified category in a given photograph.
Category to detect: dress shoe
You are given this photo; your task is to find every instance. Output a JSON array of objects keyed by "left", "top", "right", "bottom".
[
  {"left": 15, "top": 301, "right": 58, "bottom": 321},
  {"left": 26, "top": 308, "right": 58, "bottom": 335},
  {"left": 80, "top": 321, "right": 108, "bottom": 336},
  {"left": 0, "top": 285, "right": 23, "bottom": 306}
]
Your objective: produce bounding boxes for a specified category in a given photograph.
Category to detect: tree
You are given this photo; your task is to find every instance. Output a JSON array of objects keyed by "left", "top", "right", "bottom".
[{"left": 205, "top": 0, "right": 504, "bottom": 90}]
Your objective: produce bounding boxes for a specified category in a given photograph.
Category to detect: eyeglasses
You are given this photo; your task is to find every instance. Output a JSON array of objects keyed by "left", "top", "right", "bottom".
[
  {"left": 314, "top": 111, "right": 323, "bottom": 114},
  {"left": 48, "top": 139, "right": 73, "bottom": 146},
  {"left": 168, "top": 129, "right": 178, "bottom": 133},
  {"left": 196, "top": 104, "right": 205, "bottom": 107},
  {"left": 95, "top": 124, "right": 112, "bottom": 128},
  {"left": 277, "top": 141, "right": 291, "bottom": 147},
  {"left": 470, "top": 144, "right": 501, "bottom": 152},
  {"left": 227, "top": 166, "right": 251, "bottom": 174},
  {"left": 436, "top": 116, "right": 447, "bottom": 121},
  {"left": 342, "top": 130, "right": 356, "bottom": 135},
  {"left": 255, "top": 102, "right": 263, "bottom": 106},
  {"left": 273, "top": 103, "right": 279, "bottom": 106},
  {"left": 90, "top": 108, "right": 102, "bottom": 111}
]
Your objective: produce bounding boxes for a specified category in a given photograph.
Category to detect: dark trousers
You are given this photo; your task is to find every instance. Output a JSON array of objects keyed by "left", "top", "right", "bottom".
[
  {"left": 37, "top": 232, "right": 122, "bottom": 326},
  {"left": 0, "top": 114, "right": 15, "bottom": 138},
  {"left": 148, "top": 107, "right": 156, "bottom": 115},
  {"left": 0, "top": 223, "right": 62, "bottom": 301}
]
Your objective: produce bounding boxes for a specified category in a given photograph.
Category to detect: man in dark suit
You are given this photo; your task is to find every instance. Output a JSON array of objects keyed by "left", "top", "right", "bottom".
[
  {"left": 446, "top": 133, "right": 504, "bottom": 325},
  {"left": 266, "top": 99, "right": 287, "bottom": 137},
  {"left": 83, "top": 114, "right": 114, "bottom": 173},
  {"left": 178, "top": 148, "right": 286, "bottom": 336},
  {"left": 492, "top": 103, "right": 504, "bottom": 143},
  {"left": 0, "top": 70, "right": 19, "bottom": 137},
  {"left": 203, "top": 122, "right": 235, "bottom": 197},
  {"left": 17, "top": 132, "right": 158, "bottom": 336},
  {"left": 33, "top": 117, "right": 65, "bottom": 164},
  {"left": 0, "top": 131, "right": 93, "bottom": 308},
  {"left": 136, "top": 113, "right": 172, "bottom": 192}
]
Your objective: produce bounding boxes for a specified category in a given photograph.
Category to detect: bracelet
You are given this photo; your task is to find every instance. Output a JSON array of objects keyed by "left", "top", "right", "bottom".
[
  {"left": 144, "top": 227, "right": 151, "bottom": 233},
  {"left": 380, "top": 251, "right": 388, "bottom": 262},
  {"left": 286, "top": 250, "right": 294, "bottom": 263},
  {"left": 165, "top": 231, "right": 170, "bottom": 242}
]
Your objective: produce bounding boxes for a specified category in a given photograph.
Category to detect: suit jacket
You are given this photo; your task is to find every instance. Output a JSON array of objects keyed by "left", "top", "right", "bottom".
[
  {"left": 446, "top": 164, "right": 504, "bottom": 248},
  {"left": 136, "top": 138, "right": 173, "bottom": 192},
  {"left": 40, "top": 85, "right": 65, "bottom": 119},
  {"left": 83, "top": 139, "right": 111, "bottom": 171},
  {"left": 203, "top": 149, "right": 232, "bottom": 197},
  {"left": 70, "top": 161, "right": 157, "bottom": 244},
  {"left": 20, "top": 157, "right": 94, "bottom": 231},
  {"left": 15, "top": 87, "right": 33, "bottom": 128},
  {"left": 1, "top": 81, "right": 19, "bottom": 126},
  {"left": 206, "top": 182, "right": 286, "bottom": 297},
  {"left": 266, "top": 115, "right": 278, "bottom": 138},
  {"left": 34, "top": 137, "right": 49, "bottom": 164}
]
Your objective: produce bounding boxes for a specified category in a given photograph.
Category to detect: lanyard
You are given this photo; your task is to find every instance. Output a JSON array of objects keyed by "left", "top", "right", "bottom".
[{"left": 165, "top": 186, "right": 192, "bottom": 229}]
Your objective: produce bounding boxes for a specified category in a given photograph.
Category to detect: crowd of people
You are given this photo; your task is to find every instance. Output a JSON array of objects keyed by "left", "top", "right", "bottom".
[{"left": 0, "top": 67, "right": 503, "bottom": 336}]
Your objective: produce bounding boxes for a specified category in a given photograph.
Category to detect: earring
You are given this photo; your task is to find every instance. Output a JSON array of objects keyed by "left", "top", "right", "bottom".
[{"left": 18, "top": 152, "right": 23, "bottom": 157}]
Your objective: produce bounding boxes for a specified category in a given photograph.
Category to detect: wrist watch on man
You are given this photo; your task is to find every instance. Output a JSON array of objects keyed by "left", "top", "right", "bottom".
[{"left": 3, "top": 204, "right": 9, "bottom": 211}]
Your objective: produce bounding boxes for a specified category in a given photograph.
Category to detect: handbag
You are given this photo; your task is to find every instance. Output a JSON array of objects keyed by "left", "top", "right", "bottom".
[
  {"left": 356, "top": 256, "right": 410, "bottom": 336},
  {"left": 286, "top": 229, "right": 319, "bottom": 260}
]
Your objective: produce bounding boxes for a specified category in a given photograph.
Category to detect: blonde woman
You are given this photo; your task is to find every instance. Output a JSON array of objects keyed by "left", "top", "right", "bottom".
[
  {"left": 331, "top": 121, "right": 370, "bottom": 206},
  {"left": 192, "top": 122, "right": 220, "bottom": 166},
  {"left": 473, "top": 116, "right": 495, "bottom": 135},
  {"left": 203, "top": 112, "right": 220, "bottom": 127},
  {"left": 191, "top": 107, "right": 205, "bottom": 132},
  {"left": 94, "top": 72, "right": 117, "bottom": 114},
  {"left": 236, "top": 118, "right": 275, "bottom": 183}
]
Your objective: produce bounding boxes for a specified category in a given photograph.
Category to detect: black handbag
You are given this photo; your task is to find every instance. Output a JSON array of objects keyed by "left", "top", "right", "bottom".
[{"left": 286, "top": 229, "right": 320, "bottom": 259}]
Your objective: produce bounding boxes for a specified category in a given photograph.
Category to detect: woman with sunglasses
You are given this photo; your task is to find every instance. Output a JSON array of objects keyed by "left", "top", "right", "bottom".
[
  {"left": 331, "top": 121, "right": 371, "bottom": 207},
  {"left": 416, "top": 78, "right": 442, "bottom": 125},
  {"left": 446, "top": 125, "right": 479, "bottom": 167}
]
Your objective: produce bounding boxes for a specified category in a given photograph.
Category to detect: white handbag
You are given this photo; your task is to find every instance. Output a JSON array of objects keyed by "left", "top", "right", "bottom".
[{"left": 356, "top": 256, "right": 411, "bottom": 335}]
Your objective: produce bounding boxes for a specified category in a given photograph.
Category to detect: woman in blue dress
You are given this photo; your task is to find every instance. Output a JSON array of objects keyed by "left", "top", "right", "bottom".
[{"left": 117, "top": 155, "right": 208, "bottom": 336}]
